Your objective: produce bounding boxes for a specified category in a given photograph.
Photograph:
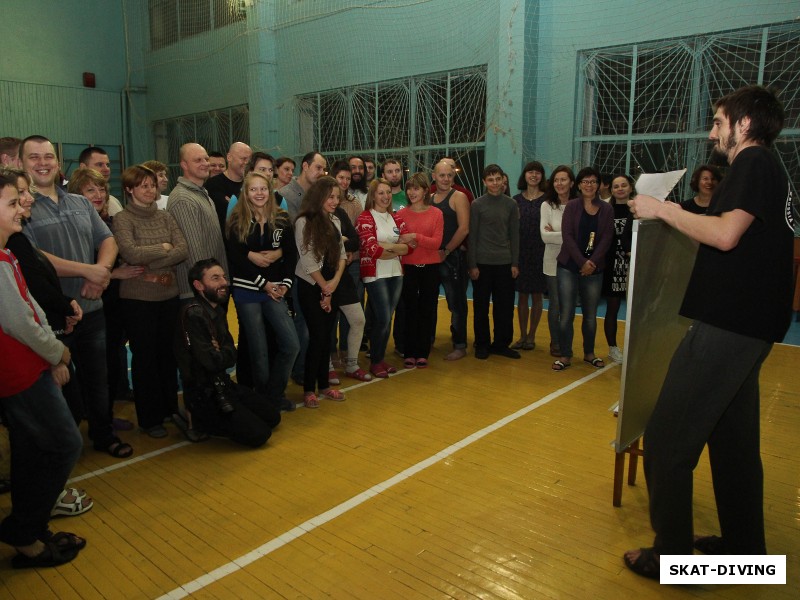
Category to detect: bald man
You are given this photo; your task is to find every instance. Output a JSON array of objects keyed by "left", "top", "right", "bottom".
[
  {"left": 430, "top": 157, "right": 475, "bottom": 203},
  {"left": 431, "top": 160, "right": 471, "bottom": 360},
  {"left": 205, "top": 141, "right": 252, "bottom": 233},
  {"left": 167, "top": 143, "right": 229, "bottom": 300}
]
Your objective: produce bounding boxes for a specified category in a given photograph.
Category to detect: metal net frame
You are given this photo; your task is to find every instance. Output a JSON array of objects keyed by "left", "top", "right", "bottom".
[
  {"left": 295, "top": 66, "right": 488, "bottom": 196},
  {"left": 576, "top": 20, "right": 800, "bottom": 205}
]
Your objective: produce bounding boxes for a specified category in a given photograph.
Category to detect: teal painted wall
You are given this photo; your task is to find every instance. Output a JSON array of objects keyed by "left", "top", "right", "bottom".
[
  {"left": 2, "top": 0, "right": 797, "bottom": 172},
  {"left": 0, "top": 0, "right": 126, "bottom": 147}
]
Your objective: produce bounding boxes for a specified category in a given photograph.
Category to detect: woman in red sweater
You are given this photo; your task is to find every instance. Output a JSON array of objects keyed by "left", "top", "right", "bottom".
[{"left": 396, "top": 173, "right": 443, "bottom": 368}]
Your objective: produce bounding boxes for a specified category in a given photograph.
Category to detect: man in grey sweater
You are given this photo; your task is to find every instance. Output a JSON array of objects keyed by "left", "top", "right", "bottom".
[
  {"left": 167, "top": 143, "right": 229, "bottom": 301},
  {"left": 467, "top": 164, "right": 521, "bottom": 359}
]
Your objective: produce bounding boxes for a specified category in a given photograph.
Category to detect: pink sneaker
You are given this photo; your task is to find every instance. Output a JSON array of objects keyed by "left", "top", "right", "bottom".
[{"left": 328, "top": 370, "right": 340, "bottom": 385}]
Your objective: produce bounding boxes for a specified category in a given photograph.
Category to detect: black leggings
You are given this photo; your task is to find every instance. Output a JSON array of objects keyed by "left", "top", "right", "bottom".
[{"left": 296, "top": 278, "right": 337, "bottom": 393}]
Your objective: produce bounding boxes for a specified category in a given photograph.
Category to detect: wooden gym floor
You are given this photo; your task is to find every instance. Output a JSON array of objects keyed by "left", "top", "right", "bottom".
[{"left": 1, "top": 300, "right": 797, "bottom": 599}]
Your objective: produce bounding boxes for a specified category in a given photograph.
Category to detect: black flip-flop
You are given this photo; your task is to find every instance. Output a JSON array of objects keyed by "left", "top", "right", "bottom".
[
  {"left": 47, "top": 531, "right": 87, "bottom": 552},
  {"left": 12, "top": 541, "right": 79, "bottom": 569},
  {"left": 623, "top": 547, "right": 660, "bottom": 580},
  {"left": 584, "top": 357, "right": 605, "bottom": 368},
  {"left": 694, "top": 535, "right": 725, "bottom": 555},
  {"left": 552, "top": 360, "right": 571, "bottom": 371}
]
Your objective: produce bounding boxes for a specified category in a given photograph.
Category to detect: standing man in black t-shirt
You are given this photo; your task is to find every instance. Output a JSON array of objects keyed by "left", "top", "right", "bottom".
[
  {"left": 205, "top": 142, "right": 252, "bottom": 234},
  {"left": 623, "top": 85, "right": 794, "bottom": 579}
]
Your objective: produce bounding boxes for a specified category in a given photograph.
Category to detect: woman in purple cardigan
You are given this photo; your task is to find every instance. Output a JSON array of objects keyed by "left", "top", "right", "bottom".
[{"left": 552, "top": 166, "right": 614, "bottom": 371}]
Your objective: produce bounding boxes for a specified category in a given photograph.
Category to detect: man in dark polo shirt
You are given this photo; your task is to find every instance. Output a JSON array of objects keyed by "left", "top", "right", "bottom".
[{"left": 623, "top": 86, "right": 794, "bottom": 579}]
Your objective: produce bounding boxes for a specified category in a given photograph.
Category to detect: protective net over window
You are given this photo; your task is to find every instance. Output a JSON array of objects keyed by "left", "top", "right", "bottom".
[
  {"left": 295, "top": 67, "right": 488, "bottom": 195},
  {"left": 148, "top": 0, "right": 245, "bottom": 50},
  {"left": 577, "top": 20, "right": 800, "bottom": 204},
  {"left": 152, "top": 105, "right": 250, "bottom": 182}
]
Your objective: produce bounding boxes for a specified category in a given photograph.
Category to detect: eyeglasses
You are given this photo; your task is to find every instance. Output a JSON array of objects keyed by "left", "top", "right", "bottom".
[{"left": 580, "top": 179, "right": 598, "bottom": 185}]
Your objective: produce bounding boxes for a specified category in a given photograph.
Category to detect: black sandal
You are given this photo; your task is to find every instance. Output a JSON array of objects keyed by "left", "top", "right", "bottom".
[
  {"left": 12, "top": 540, "right": 79, "bottom": 569},
  {"left": 624, "top": 547, "right": 660, "bottom": 580},
  {"left": 94, "top": 436, "right": 133, "bottom": 459},
  {"left": 45, "top": 531, "right": 87, "bottom": 552}
]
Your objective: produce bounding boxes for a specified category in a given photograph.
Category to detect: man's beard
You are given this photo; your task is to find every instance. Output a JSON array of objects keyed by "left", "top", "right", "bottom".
[
  {"left": 202, "top": 285, "right": 229, "bottom": 304},
  {"left": 712, "top": 130, "right": 737, "bottom": 162},
  {"left": 350, "top": 175, "right": 368, "bottom": 193}
]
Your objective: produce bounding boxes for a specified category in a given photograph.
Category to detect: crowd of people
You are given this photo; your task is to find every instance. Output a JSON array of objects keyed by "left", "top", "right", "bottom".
[{"left": 0, "top": 130, "right": 722, "bottom": 570}]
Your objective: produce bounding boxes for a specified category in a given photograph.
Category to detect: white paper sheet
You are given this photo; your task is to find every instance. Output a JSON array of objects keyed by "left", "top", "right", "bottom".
[{"left": 634, "top": 169, "right": 687, "bottom": 201}]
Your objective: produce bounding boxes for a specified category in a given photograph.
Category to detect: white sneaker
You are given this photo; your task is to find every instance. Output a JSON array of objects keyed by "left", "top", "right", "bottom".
[{"left": 609, "top": 346, "right": 623, "bottom": 364}]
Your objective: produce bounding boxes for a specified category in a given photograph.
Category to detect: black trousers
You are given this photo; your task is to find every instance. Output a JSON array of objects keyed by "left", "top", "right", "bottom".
[
  {"left": 191, "top": 382, "right": 281, "bottom": 448},
  {"left": 644, "top": 321, "right": 772, "bottom": 555},
  {"left": 401, "top": 264, "right": 440, "bottom": 360},
  {"left": 472, "top": 263, "right": 515, "bottom": 350},
  {"left": 296, "top": 278, "right": 337, "bottom": 393},
  {"left": 122, "top": 297, "right": 180, "bottom": 429}
]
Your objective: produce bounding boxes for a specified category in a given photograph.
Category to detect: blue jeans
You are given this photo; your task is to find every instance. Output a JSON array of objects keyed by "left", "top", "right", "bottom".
[
  {"left": 545, "top": 275, "right": 560, "bottom": 350},
  {"left": 437, "top": 249, "right": 468, "bottom": 349},
  {"left": 365, "top": 275, "right": 403, "bottom": 365},
  {"left": 291, "top": 276, "right": 310, "bottom": 381},
  {"left": 556, "top": 266, "right": 602, "bottom": 359},
  {"left": 0, "top": 371, "right": 83, "bottom": 546},
  {"left": 236, "top": 298, "right": 300, "bottom": 403}
]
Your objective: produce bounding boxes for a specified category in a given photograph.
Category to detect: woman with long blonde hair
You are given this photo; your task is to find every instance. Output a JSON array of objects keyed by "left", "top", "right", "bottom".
[{"left": 226, "top": 171, "right": 299, "bottom": 412}]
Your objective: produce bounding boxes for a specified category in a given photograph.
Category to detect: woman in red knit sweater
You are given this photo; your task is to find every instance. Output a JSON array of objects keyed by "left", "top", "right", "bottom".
[
  {"left": 355, "top": 179, "right": 410, "bottom": 378},
  {"left": 395, "top": 173, "right": 443, "bottom": 368}
]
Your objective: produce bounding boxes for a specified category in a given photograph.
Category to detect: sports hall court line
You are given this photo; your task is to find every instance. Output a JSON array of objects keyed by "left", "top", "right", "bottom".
[
  {"left": 67, "top": 368, "right": 417, "bottom": 485},
  {"left": 156, "top": 365, "right": 616, "bottom": 600}
]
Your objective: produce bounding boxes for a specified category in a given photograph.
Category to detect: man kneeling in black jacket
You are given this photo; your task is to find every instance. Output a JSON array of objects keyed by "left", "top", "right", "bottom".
[{"left": 174, "top": 258, "right": 280, "bottom": 447}]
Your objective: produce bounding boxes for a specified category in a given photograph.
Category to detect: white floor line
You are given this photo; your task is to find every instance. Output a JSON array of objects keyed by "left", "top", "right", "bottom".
[
  {"left": 156, "top": 364, "right": 616, "bottom": 600},
  {"left": 67, "top": 442, "right": 192, "bottom": 484},
  {"left": 71, "top": 369, "right": 417, "bottom": 483}
]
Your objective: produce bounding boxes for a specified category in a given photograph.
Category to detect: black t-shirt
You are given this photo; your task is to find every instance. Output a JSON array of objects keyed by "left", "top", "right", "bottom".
[
  {"left": 204, "top": 173, "right": 242, "bottom": 234},
  {"left": 680, "top": 146, "right": 794, "bottom": 342},
  {"left": 679, "top": 198, "right": 708, "bottom": 215}
]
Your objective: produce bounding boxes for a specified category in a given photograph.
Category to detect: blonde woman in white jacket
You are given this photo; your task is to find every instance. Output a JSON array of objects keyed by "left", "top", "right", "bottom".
[{"left": 540, "top": 165, "right": 575, "bottom": 357}]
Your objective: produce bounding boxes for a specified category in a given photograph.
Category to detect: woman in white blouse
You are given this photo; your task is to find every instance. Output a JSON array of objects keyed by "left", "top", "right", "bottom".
[{"left": 540, "top": 165, "right": 575, "bottom": 357}]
